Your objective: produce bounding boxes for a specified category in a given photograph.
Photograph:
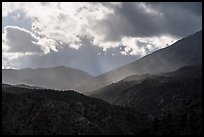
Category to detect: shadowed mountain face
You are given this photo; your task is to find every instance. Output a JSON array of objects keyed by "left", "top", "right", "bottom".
[
  {"left": 2, "top": 66, "right": 93, "bottom": 90},
  {"left": 91, "top": 65, "right": 202, "bottom": 118},
  {"left": 2, "top": 65, "right": 202, "bottom": 135},
  {"left": 90, "top": 65, "right": 202, "bottom": 135},
  {"left": 2, "top": 85, "right": 150, "bottom": 135},
  {"left": 76, "top": 30, "right": 202, "bottom": 93}
]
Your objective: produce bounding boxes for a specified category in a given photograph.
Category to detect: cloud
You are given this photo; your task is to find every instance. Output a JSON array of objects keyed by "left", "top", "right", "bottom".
[
  {"left": 2, "top": 2, "right": 202, "bottom": 75},
  {"left": 3, "top": 25, "right": 60, "bottom": 54},
  {"left": 2, "top": 26, "right": 43, "bottom": 53},
  {"left": 2, "top": 37, "right": 137, "bottom": 75},
  {"left": 120, "top": 35, "right": 176, "bottom": 56},
  {"left": 2, "top": 12, "right": 33, "bottom": 32},
  {"left": 96, "top": 2, "right": 202, "bottom": 41},
  {"left": 2, "top": 2, "right": 181, "bottom": 53}
]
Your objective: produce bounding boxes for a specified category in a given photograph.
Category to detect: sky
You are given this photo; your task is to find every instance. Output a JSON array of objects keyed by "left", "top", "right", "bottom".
[{"left": 2, "top": 2, "right": 202, "bottom": 76}]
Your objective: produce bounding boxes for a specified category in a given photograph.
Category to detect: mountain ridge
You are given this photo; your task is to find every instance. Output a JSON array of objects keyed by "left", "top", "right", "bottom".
[
  {"left": 2, "top": 66, "right": 94, "bottom": 91},
  {"left": 2, "top": 84, "right": 150, "bottom": 135},
  {"left": 91, "top": 65, "right": 202, "bottom": 118},
  {"left": 76, "top": 30, "right": 202, "bottom": 94}
]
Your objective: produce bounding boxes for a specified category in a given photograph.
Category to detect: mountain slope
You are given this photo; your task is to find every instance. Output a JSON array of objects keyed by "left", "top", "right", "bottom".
[
  {"left": 91, "top": 65, "right": 202, "bottom": 118},
  {"left": 76, "top": 30, "right": 202, "bottom": 93},
  {"left": 2, "top": 68, "right": 202, "bottom": 135},
  {"left": 90, "top": 65, "right": 202, "bottom": 135},
  {"left": 2, "top": 85, "right": 150, "bottom": 135},
  {"left": 2, "top": 66, "right": 93, "bottom": 90}
]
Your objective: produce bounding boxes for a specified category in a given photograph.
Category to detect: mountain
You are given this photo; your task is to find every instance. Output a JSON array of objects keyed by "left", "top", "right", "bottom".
[
  {"left": 15, "top": 84, "right": 44, "bottom": 89},
  {"left": 2, "top": 84, "right": 150, "bottom": 135},
  {"left": 2, "top": 65, "right": 202, "bottom": 135},
  {"left": 2, "top": 83, "right": 45, "bottom": 94},
  {"left": 76, "top": 30, "right": 202, "bottom": 94},
  {"left": 2, "top": 66, "right": 93, "bottom": 90},
  {"left": 91, "top": 65, "right": 202, "bottom": 118},
  {"left": 90, "top": 65, "right": 202, "bottom": 135}
]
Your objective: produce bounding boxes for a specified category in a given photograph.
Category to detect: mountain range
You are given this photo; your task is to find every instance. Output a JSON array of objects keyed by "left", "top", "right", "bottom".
[
  {"left": 91, "top": 65, "right": 202, "bottom": 117},
  {"left": 2, "top": 30, "right": 202, "bottom": 135},
  {"left": 2, "top": 64, "right": 202, "bottom": 135},
  {"left": 2, "top": 30, "right": 202, "bottom": 94},
  {"left": 2, "top": 66, "right": 93, "bottom": 90},
  {"left": 2, "top": 84, "right": 150, "bottom": 135},
  {"left": 76, "top": 30, "right": 202, "bottom": 94}
]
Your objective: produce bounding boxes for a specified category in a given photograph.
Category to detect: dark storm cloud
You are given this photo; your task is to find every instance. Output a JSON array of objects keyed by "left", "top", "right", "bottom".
[
  {"left": 96, "top": 2, "right": 162, "bottom": 41},
  {"left": 97, "top": 2, "right": 202, "bottom": 42},
  {"left": 158, "top": 2, "right": 202, "bottom": 37},
  {"left": 148, "top": 2, "right": 202, "bottom": 16}
]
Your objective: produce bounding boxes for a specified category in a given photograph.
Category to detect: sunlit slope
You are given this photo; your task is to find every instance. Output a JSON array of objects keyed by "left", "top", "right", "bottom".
[{"left": 77, "top": 30, "right": 202, "bottom": 94}]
